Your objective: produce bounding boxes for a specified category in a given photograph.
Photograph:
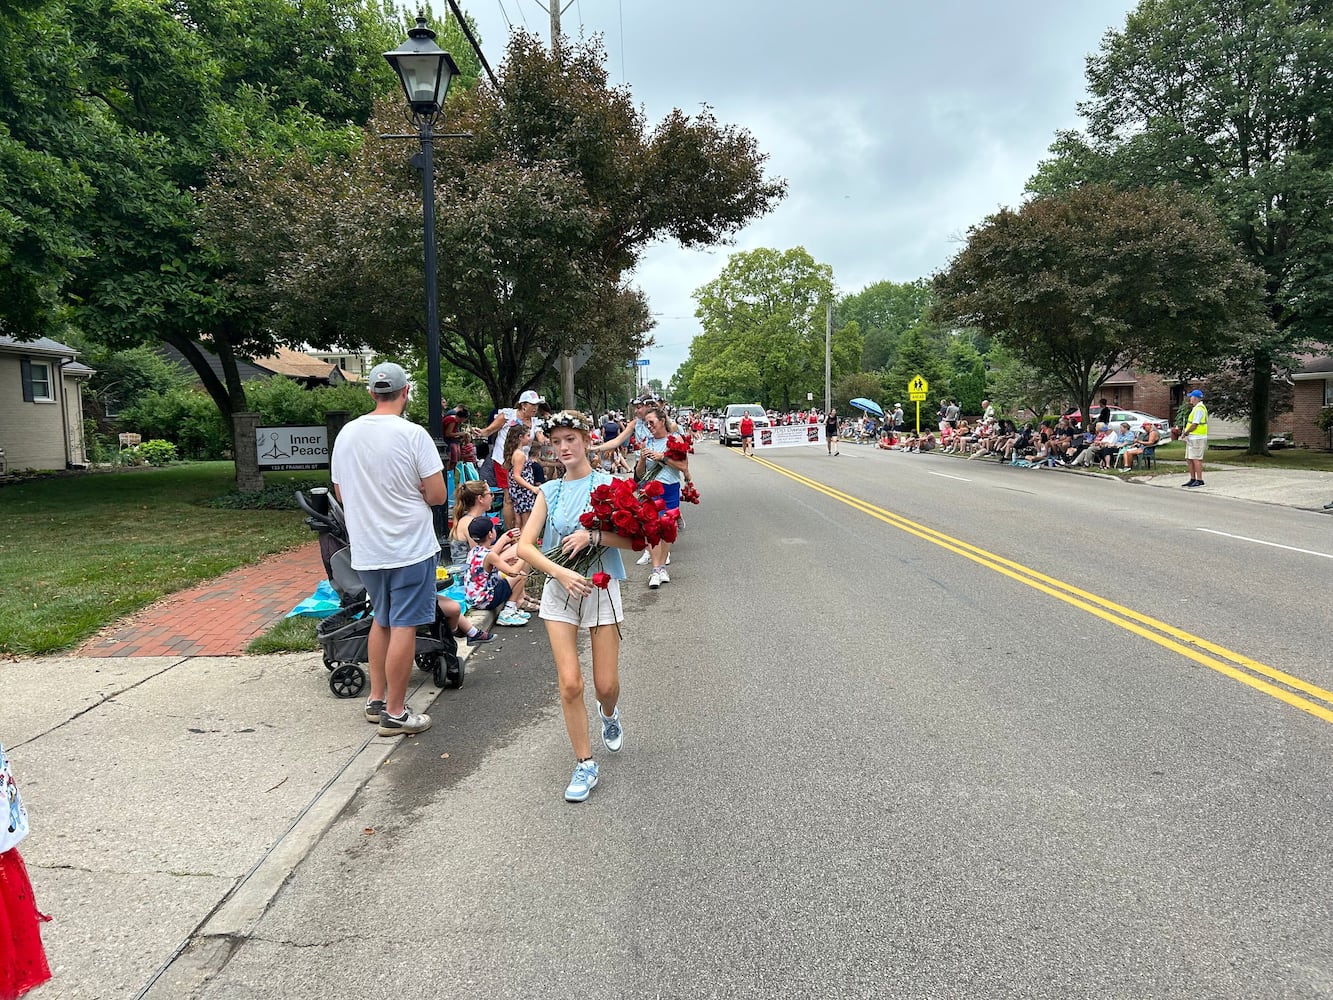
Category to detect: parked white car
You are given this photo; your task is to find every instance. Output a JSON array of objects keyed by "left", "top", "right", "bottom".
[
  {"left": 719, "top": 403, "right": 770, "bottom": 446},
  {"left": 1106, "top": 410, "right": 1171, "bottom": 442}
]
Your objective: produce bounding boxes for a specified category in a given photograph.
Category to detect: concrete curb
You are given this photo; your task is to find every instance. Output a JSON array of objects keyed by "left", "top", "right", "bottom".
[{"left": 134, "top": 616, "right": 496, "bottom": 1000}]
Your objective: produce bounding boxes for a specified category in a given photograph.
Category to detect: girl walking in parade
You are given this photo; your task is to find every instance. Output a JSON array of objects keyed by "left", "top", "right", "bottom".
[
  {"left": 636, "top": 404, "right": 691, "bottom": 590},
  {"left": 517, "top": 411, "right": 639, "bottom": 803}
]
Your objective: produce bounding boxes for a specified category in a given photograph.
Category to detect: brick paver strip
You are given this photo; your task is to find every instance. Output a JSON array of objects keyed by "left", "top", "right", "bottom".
[{"left": 74, "top": 542, "right": 325, "bottom": 658}]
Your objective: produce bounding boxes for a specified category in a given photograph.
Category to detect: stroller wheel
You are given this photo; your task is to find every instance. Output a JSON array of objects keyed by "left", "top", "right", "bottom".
[
  {"left": 328, "top": 663, "right": 366, "bottom": 699},
  {"left": 434, "top": 654, "right": 464, "bottom": 690},
  {"left": 323, "top": 656, "right": 336, "bottom": 673}
]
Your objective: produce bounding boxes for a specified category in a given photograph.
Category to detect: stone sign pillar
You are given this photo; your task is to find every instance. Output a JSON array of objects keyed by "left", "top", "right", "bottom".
[
  {"left": 325, "top": 410, "right": 351, "bottom": 453},
  {"left": 233, "top": 411, "right": 263, "bottom": 493}
]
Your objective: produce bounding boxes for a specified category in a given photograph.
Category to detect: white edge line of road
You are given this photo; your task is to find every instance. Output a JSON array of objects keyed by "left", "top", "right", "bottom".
[
  {"left": 1197, "top": 527, "right": 1333, "bottom": 560},
  {"left": 135, "top": 630, "right": 490, "bottom": 1000},
  {"left": 925, "top": 470, "right": 971, "bottom": 482}
]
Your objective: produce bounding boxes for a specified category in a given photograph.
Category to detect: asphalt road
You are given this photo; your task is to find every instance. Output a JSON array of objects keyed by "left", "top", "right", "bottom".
[{"left": 200, "top": 442, "right": 1333, "bottom": 1000}]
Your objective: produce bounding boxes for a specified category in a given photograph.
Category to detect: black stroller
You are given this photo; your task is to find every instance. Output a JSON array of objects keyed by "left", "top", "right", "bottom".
[{"left": 296, "top": 489, "right": 463, "bottom": 698}]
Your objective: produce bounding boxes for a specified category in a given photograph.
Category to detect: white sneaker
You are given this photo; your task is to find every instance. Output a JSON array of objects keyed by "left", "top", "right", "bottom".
[
  {"left": 636, "top": 550, "right": 652, "bottom": 566},
  {"left": 648, "top": 569, "right": 662, "bottom": 589},
  {"left": 666, "top": 553, "right": 671, "bottom": 565},
  {"left": 657, "top": 567, "right": 669, "bottom": 584}
]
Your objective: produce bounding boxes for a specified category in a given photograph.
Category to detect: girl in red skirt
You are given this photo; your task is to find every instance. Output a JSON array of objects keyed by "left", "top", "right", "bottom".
[{"left": 1, "top": 742, "right": 50, "bottom": 1000}]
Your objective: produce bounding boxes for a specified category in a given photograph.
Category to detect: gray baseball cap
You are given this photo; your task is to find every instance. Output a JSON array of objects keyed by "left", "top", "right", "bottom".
[{"left": 369, "top": 362, "right": 408, "bottom": 392}]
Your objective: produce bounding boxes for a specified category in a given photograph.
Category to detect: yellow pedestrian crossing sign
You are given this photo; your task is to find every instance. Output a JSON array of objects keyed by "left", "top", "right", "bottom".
[{"left": 908, "top": 375, "right": 929, "bottom": 401}]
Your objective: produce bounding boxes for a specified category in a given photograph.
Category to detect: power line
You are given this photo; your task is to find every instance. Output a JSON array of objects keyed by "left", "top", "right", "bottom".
[
  {"left": 446, "top": 0, "right": 500, "bottom": 89},
  {"left": 495, "top": 0, "right": 512, "bottom": 29},
  {"left": 618, "top": 0, "right": 625, "bottom": 81}
]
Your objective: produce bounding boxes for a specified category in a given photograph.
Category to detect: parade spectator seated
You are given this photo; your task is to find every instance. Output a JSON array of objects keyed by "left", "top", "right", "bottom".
[
  {"left": 1118, "top": 423, "right": 1160, "bottom": 469},
  {"left": 1069, "top": 424, "right": 1111, "bottom": 466}
]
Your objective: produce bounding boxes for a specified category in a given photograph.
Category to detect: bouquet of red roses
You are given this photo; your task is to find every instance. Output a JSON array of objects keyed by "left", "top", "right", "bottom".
[
  {"left": 640, "top": 433, "right": 693, "bottom": 484},
  {"left": 664, "top": 433, "right": 693, "bottom": 461},
  {"left": 680, "top": 481, "right": 701, "bottom": 504},
  {"left": 546, "top": 477, "right": 680, "bottom": 579}
]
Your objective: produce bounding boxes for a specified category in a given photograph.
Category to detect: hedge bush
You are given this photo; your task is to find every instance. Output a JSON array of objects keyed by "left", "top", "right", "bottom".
[{"left": 118, "top": 377, "right": 377, "bottom": 459}]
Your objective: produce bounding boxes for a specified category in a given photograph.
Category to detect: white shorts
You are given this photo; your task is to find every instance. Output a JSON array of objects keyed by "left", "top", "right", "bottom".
[
  {"left": 1184, "top": 436, "right": 1207, "bottom": 460},
  {"left": 539, "top": 576, "right": 624, "bottom": 627}
]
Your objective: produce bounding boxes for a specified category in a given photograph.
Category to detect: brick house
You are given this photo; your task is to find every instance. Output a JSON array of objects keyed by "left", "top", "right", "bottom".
[
  {"left": 0, "top": 335, "right": 94, "bottom": 472},
  {"left": 1088, "top": 363, "right": 1332, "bottom": 447},
  {"left": 1282, "top": 355, "right": 1333, "bottom": 448}
]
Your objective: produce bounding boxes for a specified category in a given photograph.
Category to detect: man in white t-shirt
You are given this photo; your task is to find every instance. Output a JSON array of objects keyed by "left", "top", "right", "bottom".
[
  {"left": 331, "top": 362, "right": 446, "bottom": 736},
  {"left": 476, "top": 389, "right": 544, "bottom": 489}
]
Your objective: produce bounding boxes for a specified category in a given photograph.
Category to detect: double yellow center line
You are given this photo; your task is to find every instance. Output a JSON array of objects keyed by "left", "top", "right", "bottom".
[{"left": 750, "top": 454, "right": 1333, "bottom": 726}]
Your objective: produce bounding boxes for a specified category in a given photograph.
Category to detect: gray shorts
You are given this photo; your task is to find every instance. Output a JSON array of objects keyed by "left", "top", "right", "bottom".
[
  {"left": 358, "top": 554, "right": 438, "bottom": 627},
  {"left": 1185, "top": 436, "right": 1207, "bottom": 460}
]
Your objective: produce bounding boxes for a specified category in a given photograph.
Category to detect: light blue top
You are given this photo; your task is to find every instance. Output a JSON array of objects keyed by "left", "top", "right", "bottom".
[
  {"left": 645, "top": 433, "right": 683, "bottom": 485},
  {"left": 539, "top": 471, "right": 627, "bottom": 580},
  {"left": 632, "top": 419, "right": 653, "bottom": 450}
]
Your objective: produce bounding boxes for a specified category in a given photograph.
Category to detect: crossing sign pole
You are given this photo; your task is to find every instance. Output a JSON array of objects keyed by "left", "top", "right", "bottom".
[{"left": 907, "top": 374, "right": 929, "bottom": 435}]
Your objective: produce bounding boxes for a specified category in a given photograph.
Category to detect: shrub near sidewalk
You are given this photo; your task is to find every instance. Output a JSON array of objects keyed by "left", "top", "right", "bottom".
[{"left": 0, "top": 463, "right": 318, "bottom": 656}]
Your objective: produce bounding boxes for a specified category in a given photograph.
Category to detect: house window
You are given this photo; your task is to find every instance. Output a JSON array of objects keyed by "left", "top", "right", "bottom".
[
  {"left": 21, "top": 359, "right": 55, "bottom": 402},
  {"left": 1325, "top": 379, "right": 1332, "bottom": 406}
]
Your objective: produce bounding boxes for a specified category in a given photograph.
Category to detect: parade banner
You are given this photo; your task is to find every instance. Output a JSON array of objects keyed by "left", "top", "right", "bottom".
[{"left": 754, "top": 422, "right": 824, "bottom": 449}]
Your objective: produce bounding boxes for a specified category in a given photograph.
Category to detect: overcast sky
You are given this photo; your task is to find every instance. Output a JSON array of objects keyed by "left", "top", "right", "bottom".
[{"left": 441, "top": 0, "right": 1139, "bottom": 383}]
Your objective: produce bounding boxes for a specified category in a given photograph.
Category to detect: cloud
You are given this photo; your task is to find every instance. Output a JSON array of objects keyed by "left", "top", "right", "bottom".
[{"left": 444, "top": 0, "right": 1136, "bottom": 380}]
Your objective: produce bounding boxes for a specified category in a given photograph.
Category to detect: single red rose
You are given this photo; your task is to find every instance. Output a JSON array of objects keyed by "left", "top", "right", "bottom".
[
  {"left": 578, "top": 511, "right": 597, "bottom": 528},
  {"left": 660, "top": 522, "right": 678, "bottom": 544},
  {"left": 641, "top": 480, "right": 665, "bottom": 498},
  {"left": 630, "top": 538, "right": 646, "bottom": 551},
  {"left": 654, "top": 498, "right": 666, "bottom": 511},
  {"left": 591, "top": 571, "right": 611, "bottom": 589},
  {"left": 638, "top": 502, "right": 658, "bottom": 521},
  {"left": 592, "top": 501, "right": 614, "bottom": 517},
  {"left": 612, "top": 510, "right": 637, "bottom": 531}
]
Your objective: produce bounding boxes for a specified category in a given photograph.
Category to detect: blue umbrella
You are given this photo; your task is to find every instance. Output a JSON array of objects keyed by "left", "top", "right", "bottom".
[{"left": 849, "top": 397, "right": 884, "bottom": 418}]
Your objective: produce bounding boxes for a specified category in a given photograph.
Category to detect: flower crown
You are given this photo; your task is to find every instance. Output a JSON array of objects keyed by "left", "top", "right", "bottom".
[{"left": 546, "top": 409, "right": 594, "bottom": 432}]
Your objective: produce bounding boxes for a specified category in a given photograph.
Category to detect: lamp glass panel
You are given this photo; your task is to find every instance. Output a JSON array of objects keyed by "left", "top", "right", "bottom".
[{"left": 397, "top": 53, "right": 444, "bottom": 104}]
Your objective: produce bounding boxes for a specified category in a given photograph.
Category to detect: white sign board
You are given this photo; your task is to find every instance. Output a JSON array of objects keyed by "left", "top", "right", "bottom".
[
  {"left": 257, "top": 425, "right": 329, "bottom": 471},
  {"left": 754, "top": 422, "right": 824, "bottom": 450}
]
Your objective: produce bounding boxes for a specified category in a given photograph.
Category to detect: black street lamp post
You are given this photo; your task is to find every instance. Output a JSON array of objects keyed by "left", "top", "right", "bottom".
[{"left": 384, "top": 14, "right": 461, "bottom": 451}]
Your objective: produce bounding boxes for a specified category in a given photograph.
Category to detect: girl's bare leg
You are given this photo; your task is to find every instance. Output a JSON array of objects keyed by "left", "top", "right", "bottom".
[
  {"left": 546, "top": 620, "right": 591, "bottom": 759},
  {"left": 589, "top": 623, "right": 621, "bottom": 717}
]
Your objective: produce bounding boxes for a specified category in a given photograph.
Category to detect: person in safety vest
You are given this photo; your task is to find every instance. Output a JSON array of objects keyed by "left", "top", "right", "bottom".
[{"left": 1182, "top": 388, "right": 1209, "bottom": 488}]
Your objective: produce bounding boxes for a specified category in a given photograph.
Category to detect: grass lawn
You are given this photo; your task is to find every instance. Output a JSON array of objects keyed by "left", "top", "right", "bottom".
[
  {"left": 246, "top": 615, "right": 319, "bottom": 655},
  {"left": 1151, "top": 437, "right": 1333, "bottom": 472},
  {"left": 0, "top": 463, "right": 325, "bottom": 656}
]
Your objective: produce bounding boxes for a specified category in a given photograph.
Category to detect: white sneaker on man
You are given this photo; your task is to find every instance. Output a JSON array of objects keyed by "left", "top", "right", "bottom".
[
  {"left": 636, "top": 550, "right": 652, "bottom": 566},
  {"left": 648, "top": 569, "right": 662, "bottom": 589},
  {"left": 657, "top": 567, "right": 669, "bottom": 584}
]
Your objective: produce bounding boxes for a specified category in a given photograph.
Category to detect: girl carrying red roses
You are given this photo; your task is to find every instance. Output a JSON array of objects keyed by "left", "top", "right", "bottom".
[
  {"left": 516, "top": 412, "right": 641, "bottom": 803},
  {"left": 634, "top": 405, "right": 691, "bottom": 589}
]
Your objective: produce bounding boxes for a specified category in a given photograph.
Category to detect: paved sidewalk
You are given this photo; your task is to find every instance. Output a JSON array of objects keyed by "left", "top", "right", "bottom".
[{"left": 73, "top": 542, "right": 326, "bottom": 657}]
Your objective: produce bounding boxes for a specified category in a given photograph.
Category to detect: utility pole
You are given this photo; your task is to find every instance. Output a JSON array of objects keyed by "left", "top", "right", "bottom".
[
  {"left": 824, "top": 300, "right": 832, "bottom": 415},
  {"left": 544, "top": 0, "right": 577, "bottom": 409}
]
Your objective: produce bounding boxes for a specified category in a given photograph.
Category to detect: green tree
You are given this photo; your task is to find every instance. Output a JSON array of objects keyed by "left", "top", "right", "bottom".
[
  {"left": 834, "top": 372, "right": 884, "bottom": 412},
  {"left": 883, "top": 326, "right": 950, "bottom": 426},
  {"left": 933, "top": 184, "right": 1266, "bottom": 423},
  {"left": 838, "top": 279, "right": 934, "bottom": 371},
  {"left": 1029, "top": 0, "right": 1333, "bottom": 453},
  {"left": 207, "top": 32, "right": 780, "bottom": 411},
  {"left": 686, "top": 247, "right": 838, "bottom": 410},
  {"left": 0, "top": 0, "right": 424, "bottom": 441},
  {"left": 985, "top": 344, "right": 1065, "bottom": 422},
  {"left": 944, "top": 337, "right": 987, "bottom": 415}
]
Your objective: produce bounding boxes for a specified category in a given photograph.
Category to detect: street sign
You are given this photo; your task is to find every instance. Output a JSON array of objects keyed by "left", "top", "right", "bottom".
[
  {"left": 625, "top": 359, "right": 650, "bottom": 367},
  {"left": 908, "top": 374, "right": 929, "bottom": 401}
]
